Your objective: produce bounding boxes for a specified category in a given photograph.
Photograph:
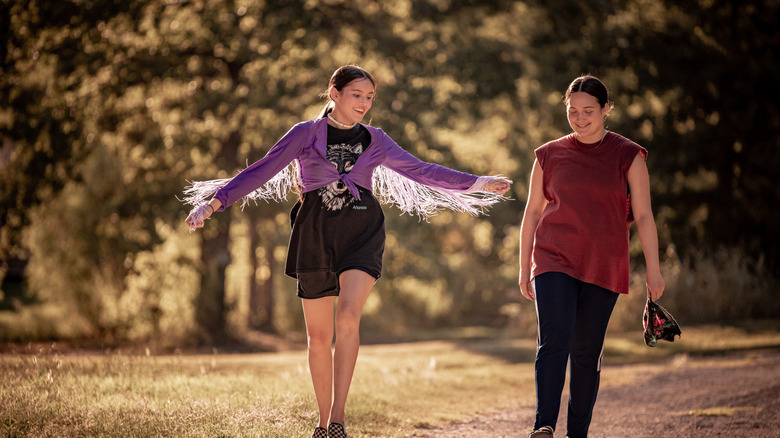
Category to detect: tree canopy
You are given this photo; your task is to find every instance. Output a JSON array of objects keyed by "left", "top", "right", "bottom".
[{"left": 2, "top": 0, "right": 778, "bottom": 343}]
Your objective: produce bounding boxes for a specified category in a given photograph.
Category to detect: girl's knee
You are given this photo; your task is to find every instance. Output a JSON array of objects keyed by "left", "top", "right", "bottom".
[
  {"left": 335, "top": 309, "right": 361, "bottom": 336},
  {"left": 307, "top": 329, "right": 333, "bottom": 351}
]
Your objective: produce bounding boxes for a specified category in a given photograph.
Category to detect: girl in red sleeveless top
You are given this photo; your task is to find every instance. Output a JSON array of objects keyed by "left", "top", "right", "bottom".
[{"left": 518, "top": 75, "right": 665, "bottom": 438}]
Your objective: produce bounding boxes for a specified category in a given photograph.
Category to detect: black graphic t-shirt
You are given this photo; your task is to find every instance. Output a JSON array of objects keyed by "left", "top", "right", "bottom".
[
  {"left": 285, "top": 122, "right": 386, "bottom": 300},
  {"left": 317, "top": 124, "right": 372, "bottom": 210}
]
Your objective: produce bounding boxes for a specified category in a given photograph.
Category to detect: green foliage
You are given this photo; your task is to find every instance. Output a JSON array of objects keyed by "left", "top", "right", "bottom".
[
  {"left": 522, "top": 0, "right": 780, "bottom": 267},
  {"left": 2, "top": 0, "right": 778, "bottom": 343}
]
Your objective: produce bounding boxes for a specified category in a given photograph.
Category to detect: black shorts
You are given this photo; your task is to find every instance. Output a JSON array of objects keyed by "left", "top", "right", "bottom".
[{"left": 285, "top": 187, "right": 385, "bottom": 299}]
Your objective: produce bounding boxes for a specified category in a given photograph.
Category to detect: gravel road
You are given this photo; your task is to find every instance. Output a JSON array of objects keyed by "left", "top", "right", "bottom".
[{"left": 414, "top": 350, "right": 780, "bottom": 437}]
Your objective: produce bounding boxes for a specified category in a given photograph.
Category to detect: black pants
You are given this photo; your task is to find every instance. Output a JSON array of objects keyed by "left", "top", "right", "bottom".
[{"left": 532, "top": 272, "right": 619, "bottom": 437}]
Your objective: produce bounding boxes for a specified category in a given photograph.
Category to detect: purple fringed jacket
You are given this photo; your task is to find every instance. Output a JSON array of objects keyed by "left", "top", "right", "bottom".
[{"left": 184, "top": 117, "right": 504, "bottom": 218}]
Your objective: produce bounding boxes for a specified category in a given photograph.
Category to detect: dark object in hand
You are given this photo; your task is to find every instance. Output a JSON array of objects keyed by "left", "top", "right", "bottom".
[{"left": 643, "top": 299, "right": 682, "bottom": 347}]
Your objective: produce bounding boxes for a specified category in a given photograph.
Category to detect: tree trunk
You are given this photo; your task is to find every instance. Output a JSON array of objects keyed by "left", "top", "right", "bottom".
[
  {"left": 194, "top": 130, "right": 241, "bottom": 343},
  {"left": 248, "top": 210, "right": 276, "bottom": 332},
  {"left": 196, "top": 214, "right": 230, "bottom": 342}
]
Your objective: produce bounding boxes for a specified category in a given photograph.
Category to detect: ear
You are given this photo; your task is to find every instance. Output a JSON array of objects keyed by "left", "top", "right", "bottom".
[
  {"left": 329, "top": 87, "right": 340, "bottom": 102},
  {"left": 601, "top": 105, "right": 610, "bottom": 123}
]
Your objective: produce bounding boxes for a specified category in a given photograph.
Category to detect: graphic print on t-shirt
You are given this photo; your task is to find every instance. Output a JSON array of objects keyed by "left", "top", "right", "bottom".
[{"left": 318, "top": 142, "right": 364, "bottom": 211}]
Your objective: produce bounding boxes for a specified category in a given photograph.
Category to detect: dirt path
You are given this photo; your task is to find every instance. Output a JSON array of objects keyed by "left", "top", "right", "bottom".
[{"left": 415, "top": 349, "right": 780, "bottom": 437}]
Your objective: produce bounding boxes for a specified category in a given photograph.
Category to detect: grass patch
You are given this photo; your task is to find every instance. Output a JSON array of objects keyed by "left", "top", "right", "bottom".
[
  {"left": 0, "top": 341, "right": 537, "bottom": 438},
  {"left": 679, "top": 406, "right": 762, "bottom": 417},
  {"left": 2, "top": 325, "right": 779, "bottom": 437}
]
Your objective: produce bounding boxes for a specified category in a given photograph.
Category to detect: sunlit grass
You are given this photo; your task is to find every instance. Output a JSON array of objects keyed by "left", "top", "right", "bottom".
[
  {"left": 678, "top": 406, "right": 762, "bottom": 417},
  {"left": 1, "top": 349, "right": 316, "bottom": 437},
  {"left": 2, "top": 325, "right": 779, "bottom": 437},
  {"left": 0, "top": 341, "right": 536, "bottom": 437}
]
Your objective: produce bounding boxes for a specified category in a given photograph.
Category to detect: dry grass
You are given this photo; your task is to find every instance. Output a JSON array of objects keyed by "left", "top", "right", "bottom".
[
  {"left": 2, "top": 325, "right": 779, "bottom": 437},
  {"left": 677, "top": 406, "right": 763, "bottom": 417}
]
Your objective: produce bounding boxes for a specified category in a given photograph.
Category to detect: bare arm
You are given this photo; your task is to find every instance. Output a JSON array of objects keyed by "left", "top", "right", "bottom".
[
  {"left": 627, "top": 153, "right": 665, "bottom": 300},
  {"left": 518, "top": 159, "right": 547, "bottom": 301},
  {"left": 207, "top": 198, "right": 222, "bottom": 215}
]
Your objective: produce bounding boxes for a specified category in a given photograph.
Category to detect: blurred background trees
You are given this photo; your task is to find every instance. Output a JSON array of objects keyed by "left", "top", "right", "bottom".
[{"left": 1, "top": 0, "right": 778, "bottom": 347}]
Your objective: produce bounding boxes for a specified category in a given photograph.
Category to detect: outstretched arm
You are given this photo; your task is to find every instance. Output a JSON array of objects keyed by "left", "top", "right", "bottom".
[
  {"left": 382, "top": 136, "right": 484, "bottom": 190},
  {"left": 372, "top": 132, "right": 511, "bottom": 217},
  {"left": 627, "top": 153, "right": 665, "bottom": 301},
  {"left": 182, "top": 122, "right": 310, "bottom": 231}
]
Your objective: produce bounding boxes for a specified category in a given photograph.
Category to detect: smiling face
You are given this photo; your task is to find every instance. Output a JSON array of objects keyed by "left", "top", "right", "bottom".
[
  {"left": 566, "top": 91, "right": 608, "bottom": 143},
  {"left": 329, "top": 78, "right": 375, "bottom": 127}
]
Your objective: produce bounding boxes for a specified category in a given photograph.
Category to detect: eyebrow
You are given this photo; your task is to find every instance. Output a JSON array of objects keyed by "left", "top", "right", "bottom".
[{"left": 347, "top": 86, "right": 375, "bottom": 95}]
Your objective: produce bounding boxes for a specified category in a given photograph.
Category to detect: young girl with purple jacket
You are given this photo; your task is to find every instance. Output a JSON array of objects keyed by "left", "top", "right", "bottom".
[{"left": 184, "top": 65, "right": 511, "bottom": 438}]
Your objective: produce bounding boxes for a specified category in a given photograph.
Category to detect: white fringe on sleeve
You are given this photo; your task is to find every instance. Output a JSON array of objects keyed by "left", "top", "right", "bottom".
[
  {"left": 372, "top": 166, "right": 507, "bottom": 220},
  {"left": 181, "top": 163, "right": 506, "bottom": 220},
  {"left": 180, "top": 162, "right": 299, "bottom": 210}
]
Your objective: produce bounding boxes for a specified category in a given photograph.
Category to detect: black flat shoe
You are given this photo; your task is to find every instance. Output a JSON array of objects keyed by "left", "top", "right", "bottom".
[
  {"left": 328, "top": 422, "right": 347, "bottom": 438},
  {"left": 311, "top": 426, "right": 327, "bottom": 438}
]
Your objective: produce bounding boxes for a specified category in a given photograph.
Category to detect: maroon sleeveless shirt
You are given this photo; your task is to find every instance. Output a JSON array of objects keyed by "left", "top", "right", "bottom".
[{"left": 532, "top": 131, "right": 647, "bottom": 294}]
